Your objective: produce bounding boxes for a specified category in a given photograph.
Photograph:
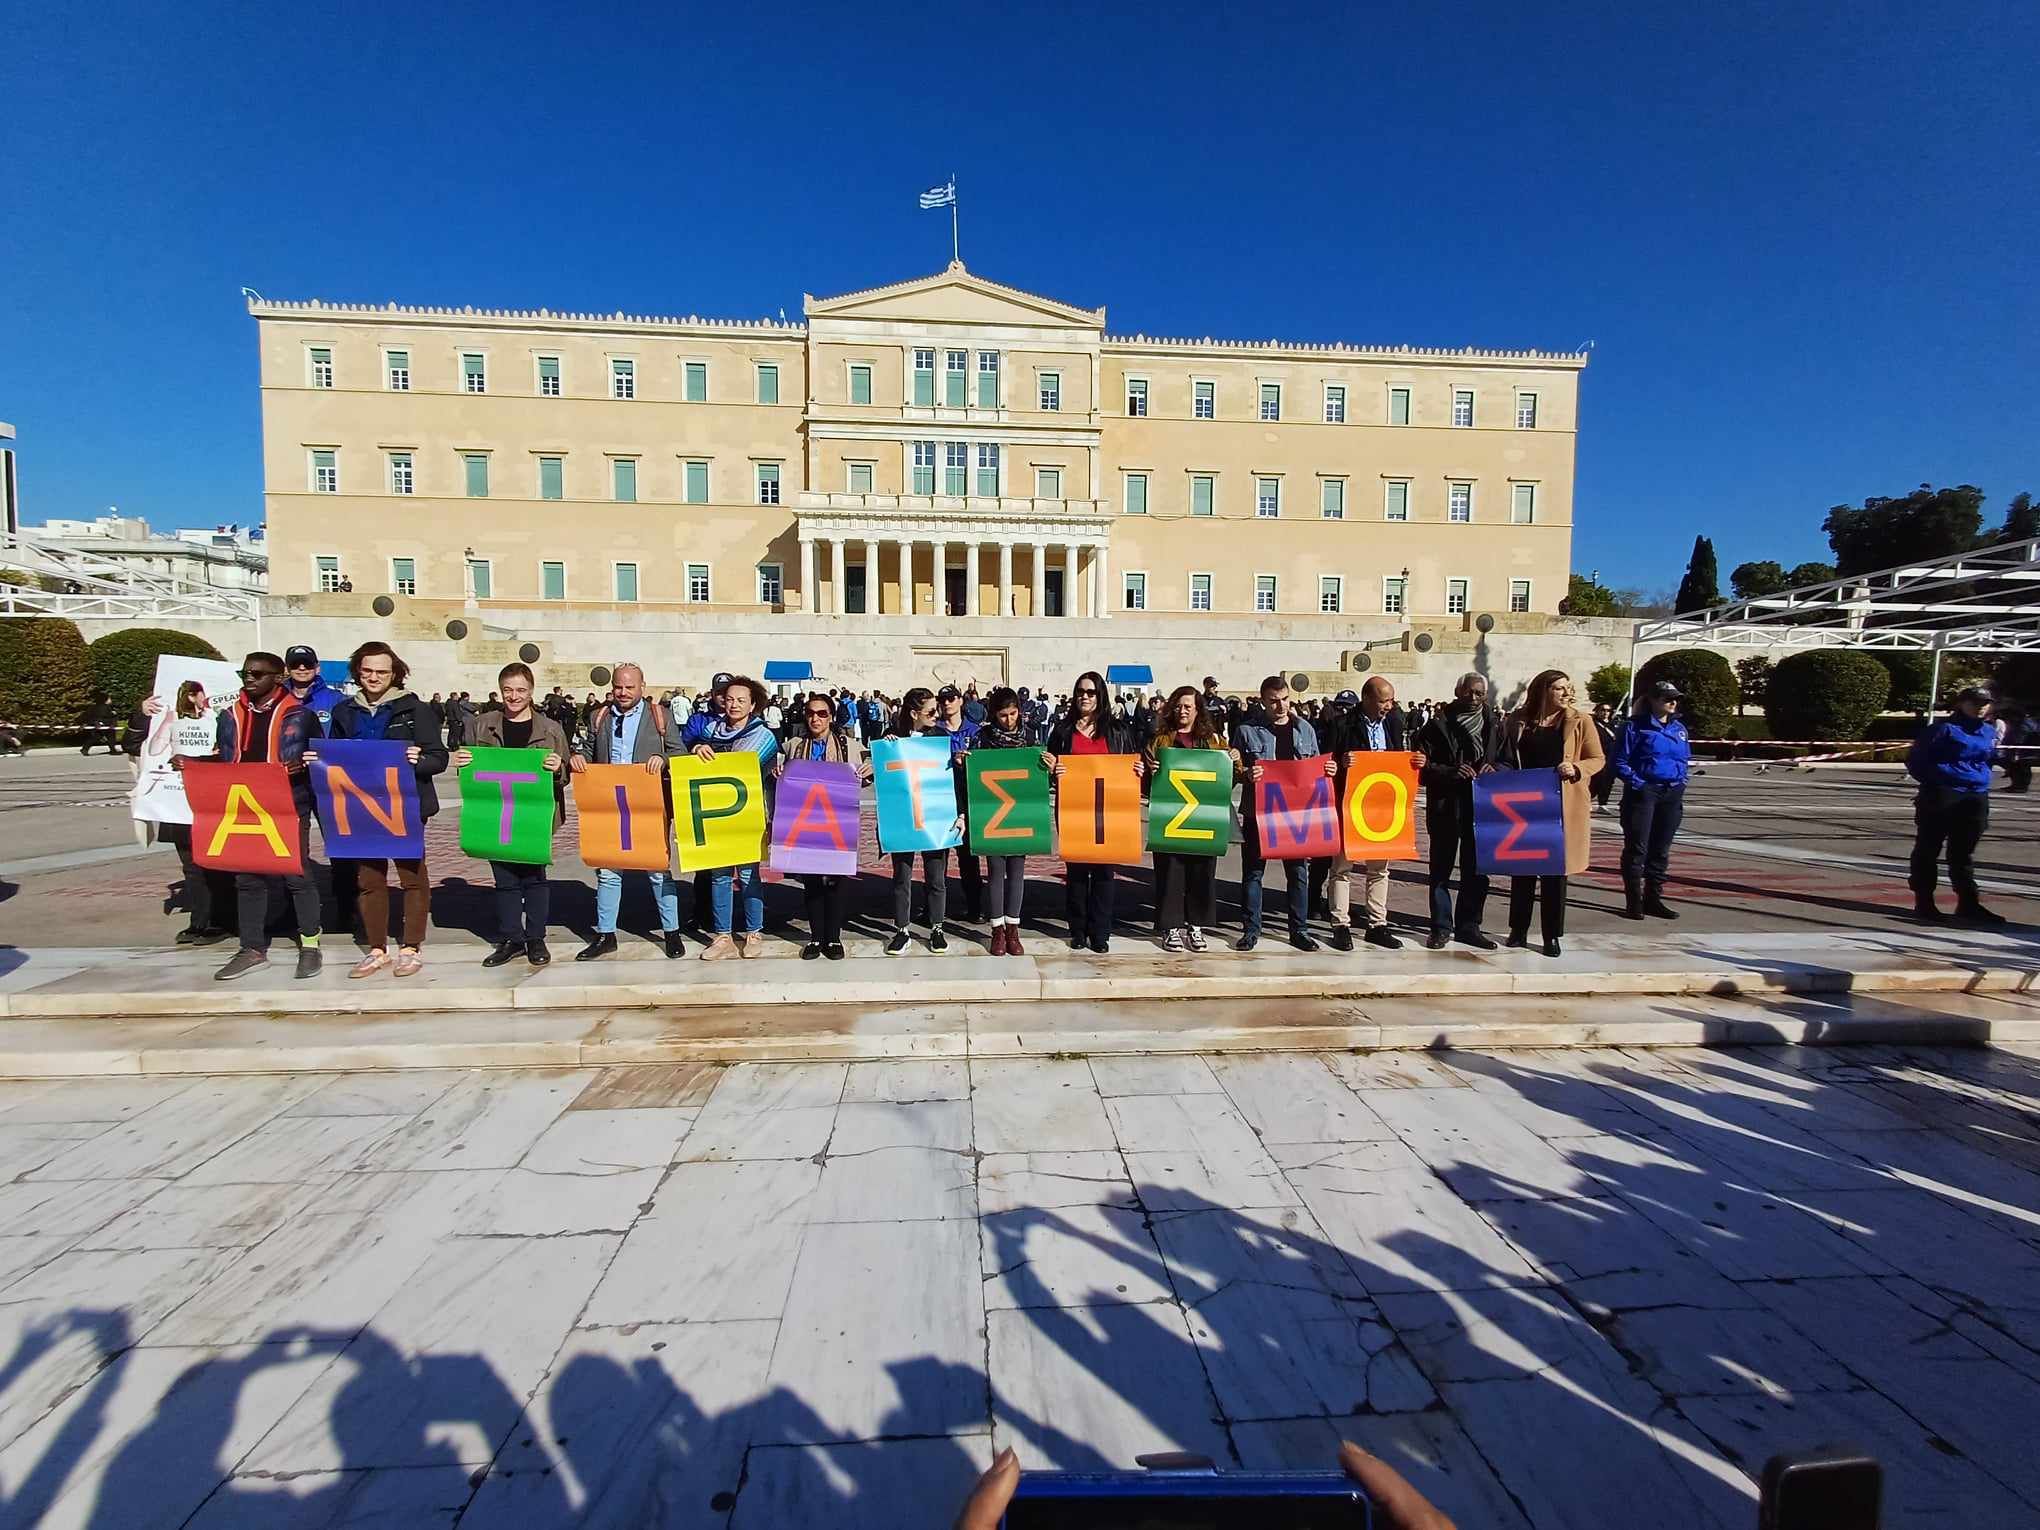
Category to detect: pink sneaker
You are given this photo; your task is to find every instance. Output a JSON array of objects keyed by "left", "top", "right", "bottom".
[
  {"left": 348, "top": 950, "right": 390, "bottom": 979},
  {"left": 392, "top": 949, "right": 424, "bottom": 978}
]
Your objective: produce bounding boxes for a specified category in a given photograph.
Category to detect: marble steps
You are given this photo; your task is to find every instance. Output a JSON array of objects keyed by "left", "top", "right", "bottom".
[
  {"left": 1, "top": 926, "right": 2034, "bottom": 1022},
  {"left": 0, "top": 988, "right": 2034, "bottom": 1080}
]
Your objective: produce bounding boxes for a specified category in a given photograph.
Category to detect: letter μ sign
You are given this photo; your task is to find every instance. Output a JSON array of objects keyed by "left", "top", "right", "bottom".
[{"left": 1473, "top": 767, "right": 1566, "bottom": 876}]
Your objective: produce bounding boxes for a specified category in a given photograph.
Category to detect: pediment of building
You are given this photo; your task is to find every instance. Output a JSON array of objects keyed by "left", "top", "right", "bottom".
[{"left": 805, "top": 263, "right": 1105, "bottom": 329}]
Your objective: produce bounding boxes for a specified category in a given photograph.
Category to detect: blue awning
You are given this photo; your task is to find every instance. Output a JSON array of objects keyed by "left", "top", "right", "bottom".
[
  {"left": 1106, "top": 665, "right": 1154, "bottom": 686},
  {"left": 763, "top": 661, "right": 814, "bottom": 682}
]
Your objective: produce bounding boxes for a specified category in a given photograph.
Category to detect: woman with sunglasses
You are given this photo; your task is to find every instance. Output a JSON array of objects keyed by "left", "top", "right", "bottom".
[
  {"left": 691, "top": 675, "right": 782, "bottom": 960},
  {"left": 777, "top": 693, "right": 872, "bottom": 960},
  {"left": 1045, "top": 670, "right": 1143, "bottom": 953},
  {"left": 883, "top": 687, "right": 960, "bottom": 955},
  {"left": 1144, "top": 684, "right": 1240, "bottom": 953}
]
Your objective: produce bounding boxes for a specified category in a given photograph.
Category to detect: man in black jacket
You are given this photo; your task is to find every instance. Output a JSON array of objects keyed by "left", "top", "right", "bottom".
[
  {"left": 1414, "top": 672, "right": 1502, "bottom": 950},
  {"left": 1324, "top": 678, "right": 1428, "bottom": 952}
]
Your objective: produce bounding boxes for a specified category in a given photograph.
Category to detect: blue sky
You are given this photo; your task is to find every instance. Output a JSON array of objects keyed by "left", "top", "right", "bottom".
[{"left": 3, "top": 0, "right": 2033, "bottom": 590}]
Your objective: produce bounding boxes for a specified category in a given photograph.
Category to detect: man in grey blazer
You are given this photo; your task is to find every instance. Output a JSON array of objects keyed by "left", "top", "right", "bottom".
[{"left": 569, "top": 663, "right": 685, "bottom": 960}]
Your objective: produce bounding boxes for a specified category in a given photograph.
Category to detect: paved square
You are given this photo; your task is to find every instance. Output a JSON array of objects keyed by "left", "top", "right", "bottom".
[{"left": 0, "top": 1043, "right": 2035, "bottom": 1526}]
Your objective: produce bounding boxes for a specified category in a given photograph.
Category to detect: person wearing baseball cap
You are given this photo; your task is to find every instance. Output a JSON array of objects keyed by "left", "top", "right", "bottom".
[
  {"left": 1611, "top": 680, "right": 1691, "bottom": 919},
  {"left": 282, "top": 646, "right": 348, "bottom": 726},
  {"left": 1905, "top": 682, "right": 2006, "bottom": 925}
]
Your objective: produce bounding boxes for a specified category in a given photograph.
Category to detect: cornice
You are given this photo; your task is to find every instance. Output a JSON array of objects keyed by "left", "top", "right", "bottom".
[
  {"left": 248, "top": 297, "right": 805, "bottom": 339},
  {"left": 1102, "top": 335, "right": 1588, "bottom": 368}
]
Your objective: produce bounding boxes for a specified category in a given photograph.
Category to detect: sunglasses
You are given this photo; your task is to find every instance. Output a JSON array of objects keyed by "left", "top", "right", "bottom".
[
  {"left": 239, "top": 669, "right": 279, "bottom": 680},
  {"left": 1074, "top": 687, "right": 1100, "bottom": 697}
]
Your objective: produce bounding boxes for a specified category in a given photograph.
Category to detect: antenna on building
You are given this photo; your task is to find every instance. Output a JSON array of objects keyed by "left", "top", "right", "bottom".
[
  {"left": 240, "top": 286, "right": 265, "bottom": 302},
  {"left": 1576, "top": 339, "right": 1596, "bottom": 352}
]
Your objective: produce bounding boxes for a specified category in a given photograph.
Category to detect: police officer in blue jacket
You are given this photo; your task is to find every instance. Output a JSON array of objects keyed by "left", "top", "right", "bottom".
[
  {"left": 1906, "top": 683, "right": 2004, "bottom": 924},
  {"left": 1611, "top": 680, "right": 1691, "bottom": 920}
]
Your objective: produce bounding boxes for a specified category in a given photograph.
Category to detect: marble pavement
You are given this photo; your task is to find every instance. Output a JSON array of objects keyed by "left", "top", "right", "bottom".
[{"left": 0, "top": 1042, "right": 2036, "bottom": 1526}]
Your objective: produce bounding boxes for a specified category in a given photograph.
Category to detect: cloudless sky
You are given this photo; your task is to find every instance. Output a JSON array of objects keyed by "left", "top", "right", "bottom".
[{"left": 3, "top": 0, "right": 2034, "bottom": 591}]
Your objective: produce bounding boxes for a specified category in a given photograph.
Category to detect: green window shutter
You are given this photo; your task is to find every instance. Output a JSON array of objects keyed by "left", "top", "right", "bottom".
[
  {"left": 684, "top": 362, "right": 706, "bottom": 401},
  {"left": 1126, "top": 475, "right": 1148, "bottom": 514},
  {"left": 465, "top": 455, "right": 489, "bottom": 498},
  {"left": 848, "top": 462, "right": 873, "bottom": 493},
  {"left": 685, "top": 461, "right": 709, "bottom": 503},
  {"left": 850, "top": 366, "right": 871, "bottom": 405},
  {"left": 977, "top": 354, "right": 998, "bottom": 408},
  {"left": 615, "top": 564, "right": 639, "bottom": 602},
  {"left": 1191, "top": 477, "right": 1212, "bottom": 516},
  {"left": 613, "top": 460, "right": 637, "bottom": 502},
  {"left": 539, "top": 458, "right": 563, "bottom": 500},
  {"left": 1389, "top": 388, "right": 1410, "bottom": 426},
  {"left": 469, "top": 560, "right": 491, "bottom": 598},
  {"left": 757, "top": 365, "right": 778, "bottom": 405},
  {"left": 542, "top": 562, "right": 564, "bottom": 600}
]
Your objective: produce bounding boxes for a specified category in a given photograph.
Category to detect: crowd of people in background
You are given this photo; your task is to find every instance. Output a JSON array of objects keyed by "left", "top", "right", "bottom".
[{"left": 96, "top": 638, "right": 2023, "bottom": 980}]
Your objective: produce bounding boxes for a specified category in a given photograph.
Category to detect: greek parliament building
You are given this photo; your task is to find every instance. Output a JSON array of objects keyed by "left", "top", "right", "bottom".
[{"left": 253, "top": 264, "right": 1598, "bottom": 692}]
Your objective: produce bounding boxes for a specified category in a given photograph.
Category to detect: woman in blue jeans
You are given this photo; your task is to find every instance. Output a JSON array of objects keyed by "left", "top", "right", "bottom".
[{"left": 692, "top": 675, "right": 780, "bottom": 959}]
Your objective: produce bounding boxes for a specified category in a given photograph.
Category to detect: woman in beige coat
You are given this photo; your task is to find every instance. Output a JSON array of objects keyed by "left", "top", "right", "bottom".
[{"left": 1499, "top": 669, "right": 1603, "bottom": 957}]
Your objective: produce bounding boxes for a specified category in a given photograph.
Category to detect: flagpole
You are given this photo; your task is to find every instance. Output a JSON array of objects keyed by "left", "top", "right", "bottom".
[{"left": 950, "top": 174, "right": 959, "bottom": 264}]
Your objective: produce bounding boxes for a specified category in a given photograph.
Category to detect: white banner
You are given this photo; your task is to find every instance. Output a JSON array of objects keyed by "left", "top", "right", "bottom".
[{"left": 130, "top": 655, "right": 242, "bottom": 824}]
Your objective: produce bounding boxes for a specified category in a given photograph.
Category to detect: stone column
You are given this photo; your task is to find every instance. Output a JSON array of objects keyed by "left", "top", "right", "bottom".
[
  {"left": 997, "top": 541, "right": 1013, "bottom": 618},
  {"left": 1094, "top": 541, "right": 1111, "bottom": 620},
  {"left": 830, "top": 538, "right": 847, "bottom": 616},
  {"left": 1064, "top": 542, "right": 1082, "bottom": 617},
  {"left": 964, "top": 543, "right": 980, "bottom": 617},
  {"left": 1030, "top": 541, "right": 1046, "bottom": 618},
  {"left": 800, "top": 536, "right": 817, "bottom": 615},
  {"left": 902, "top": 539, "right": 917, "bottom": 617}
]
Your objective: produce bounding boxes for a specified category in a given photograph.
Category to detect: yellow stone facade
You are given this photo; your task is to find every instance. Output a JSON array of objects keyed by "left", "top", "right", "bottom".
[{"left": 255, "top": 265, "right": 1582, "bottom": 623}]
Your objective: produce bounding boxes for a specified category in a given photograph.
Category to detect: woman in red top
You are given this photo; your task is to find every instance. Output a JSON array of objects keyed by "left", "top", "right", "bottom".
[{"left": 1046, "top": 670, "right": 1144, "bottom": 952}]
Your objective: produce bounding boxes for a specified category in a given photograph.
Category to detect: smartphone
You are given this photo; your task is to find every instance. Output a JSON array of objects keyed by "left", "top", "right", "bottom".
[
  {"left": 1760, "top": 1446, "right": 1882, "bottom": 1530},
  {"left": 1003, "top": 1469, "right": 1370, "bottom": 1529}
]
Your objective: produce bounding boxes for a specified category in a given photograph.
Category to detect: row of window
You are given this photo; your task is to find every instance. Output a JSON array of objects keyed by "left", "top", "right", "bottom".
[
  {"left": 1119, "top": 572, "right": 1534, "bottom": 616},
  {"left": 307, "top": 448, "right": 781, "bottom": 505},
  {"left": 315, "top": 554, "right": 769, "bottom": 606},
  {"left": 1127, "top": 377, "right": 1534, "bottom": 429},
  {"left": 303, "top": 343, "right": 1539, "bottom": 429},
  {"left": 310, "top": 443, "right": 1541, "bottom": 524},
  {"left": 306, "top": 346, "right": 780, "bottom": 404}
]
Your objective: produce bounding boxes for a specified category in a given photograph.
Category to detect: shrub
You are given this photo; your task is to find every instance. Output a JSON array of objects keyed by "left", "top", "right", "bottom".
[
  {"left": 88, "top": 627, "right": 226, "bottom": 716},
  {"left": 1585, "top": 663, "right": 1631, "bottom": 707},
  {"left": 1877, "top": 652, "right": 1991, "bottom": 712},
  {"left": 1765, "top": 651, "right": 1892, "bottom": 741},
  {"left": 1633, "top": 648, "right": 1738, "bottom": 738},
  {"left": 0, "top": 617, "right": 93, "bottom": 734}
]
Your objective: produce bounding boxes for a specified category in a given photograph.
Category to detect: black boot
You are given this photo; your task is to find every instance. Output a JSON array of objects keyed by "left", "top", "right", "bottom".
[
  {"left": 1956, "top": 900, "right": 2007, "bottom": 926},
  {"left": 1912, "top": 891, "right": 1945, "bottom": 922},
  {"left": 1643, "top": 884, "right": 1679, "bottom": 919},
  {"left": 1621, "top": 879, "right": 1646, "bottom": 921}
]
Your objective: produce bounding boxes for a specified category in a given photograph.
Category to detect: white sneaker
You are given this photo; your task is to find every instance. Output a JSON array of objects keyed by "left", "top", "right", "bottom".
[
  {"left": 1185, "top": 927, "right": 1209, "bottom": 953},
  {"left": 1161, "top": 928, "right": 1185, "bottom": 952}
]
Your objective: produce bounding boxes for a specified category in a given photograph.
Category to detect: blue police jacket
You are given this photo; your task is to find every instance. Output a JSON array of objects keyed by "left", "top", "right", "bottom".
[
  {"left": 1610, "top": 712, "right": 1691, "bottom": 789},
  {"left": 1907, "top": 714, "right": 1997, "bottom": 795}
]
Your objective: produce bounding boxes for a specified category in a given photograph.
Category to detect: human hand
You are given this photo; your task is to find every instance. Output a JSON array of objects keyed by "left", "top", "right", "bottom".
[
  {"left": 1323, "top": 756, "right": 1337, "bottom": 777},
  {"left": 1409, "top": 752, "right": 1427, "bottom": 771},
  {"left": 405, "top": 745, "right": 421, "bottom": 765},
  {"left": 541, "top": 752, "right": 562, "bottom": 774},
  {"left": 646, "top": 757, "right": 665, "bottom": 775},
  {"left": 1040, "top": 751, "right": 1055, "bottom": 770},
  {"left": 857, "top": 764, "right": 874, "bottom": 783},
  {"left": 1456, "top": 763, "right": 1477, "bottom": 781},
  {"left": 568, "top": 753, "right": 588, "bottom": 775},
  {"left": 1342, "top": 751, "right": 1356, "bottom": 769},
  {"left": 1558, "top": 763, "right": 1580, "bottom": 783},
  {"left": 450, "top": 748, "right": 473, "bottom": 769},
  {"left": 1249, "top": 764, "right": 1265, "bottom": 782},
  {"left": 142, "top": 696, "right": 164, "bottom": 717},
  {"left": 953, "top": 1447, "right": 1020, "bottom": 1530},
  {"left": 1051, "top": 761, "right": 1066, "bottom": 778},
  {"left": 1338, "top": 1441, "right": 1457, "bottom": 1530},
  {"left": 692, "top": 744, "right": 717, "bottom": 763}
]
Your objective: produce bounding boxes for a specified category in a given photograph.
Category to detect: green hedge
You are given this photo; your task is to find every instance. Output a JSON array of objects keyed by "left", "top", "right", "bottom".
[
  {"left": 0, "top": 617, "right": 93, "bottom": 732},
  {"left": 87, "top": 628, "right": 226, "bottom": 716},
  {"left": 1764, "top": 651, "right": 1892, "bottom": 741},
  {"left": 1634, "top": 649, "right": 1738, "bottom": 738}
]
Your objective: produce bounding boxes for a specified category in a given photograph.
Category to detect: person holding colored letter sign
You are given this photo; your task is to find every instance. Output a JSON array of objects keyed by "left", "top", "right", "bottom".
[
  {"left": 774, "top": 695, "right": 871, "bottom": 961},
  {"left": 568, "top": 664, "right": 685, "bottom": 963},
  {"left": 1145, "top": 686, "right": 1240, "bottom": 954},
  {"left": 966, "top": 688, "right": 1054, "bottom": 955},
  {"left": 1490, "top": 669, "right": 1602, "bottom": 957},
  {"left": 875, "top": 690, "right": 965, "bottom": 955},
  {"left": 453, "top": 661, "right": 569, "bottom": 969},
  {"left": 1416, "top": 672, "right": 1505, "bottom": 951},
  {"left": 1047, "top": 670, "right": 1145, "bottom": 954},
  {"left": 315, "top": 641, "right": 447, "bottom": 980},
  {"left": 1232, "top": 675, "right": 1333, "bottom": 953},
  {"left": 1323, "top": 677, "right": 1425, "bottom": 952},
  {"left": 183, "top": 650, "right": 326, "bottom": 983},
  {"left": 683, "top": 675, "right": 780, "bottom": 961}
]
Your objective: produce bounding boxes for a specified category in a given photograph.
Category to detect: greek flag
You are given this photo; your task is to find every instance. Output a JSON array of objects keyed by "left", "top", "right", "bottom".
[{"left": 919, "top": 180, "right": 956, "bottom": 209}]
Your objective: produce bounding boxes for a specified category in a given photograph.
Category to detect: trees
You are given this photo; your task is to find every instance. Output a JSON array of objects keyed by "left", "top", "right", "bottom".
[
  {"left": 1634, "top": 649, "right": 1737, "bottom": 737},
  {"left": 1563, "top": 573, "right": 1621, "bottom": 617},
  {"left": 1765, "top": 652, "right": 1891, "bottom": 741},
  {"left": 0, "top": 617, "right": 93, "bottom": 734},
  {"left": 1674, "top": 536, "right": 1720, "bottom": 614},
  {"left": 1783, "top": 560, "right": 1837, "bottom": 588},
  {"left": 1586, "top": 663, "right": 1632, "bottom": 707},
  {"left": 87, "top": 628, "right": 226, "bottom": 716},
  {"left": 1728, "top": 561, "right": 1786, "bottom": 600},
  {"left": 1734, "top": 656, "right": 1774, "bottom": 715},
  {"left": 1821, "top": 484, "right": 1984, "bottom": 576},
  {"left": 1999, "top": 492, "right": 2039, "bottom": 544}
]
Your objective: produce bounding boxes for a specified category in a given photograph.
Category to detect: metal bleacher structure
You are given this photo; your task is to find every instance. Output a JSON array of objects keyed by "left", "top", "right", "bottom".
[
  {"left": 0, "top": 528, "right": 262, "bottom": 624},
  {"left": 1634, "top": 536, "right": 2040, "bottom": 700}
]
